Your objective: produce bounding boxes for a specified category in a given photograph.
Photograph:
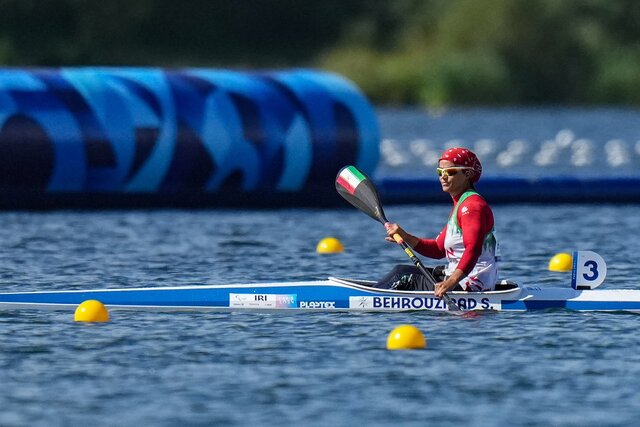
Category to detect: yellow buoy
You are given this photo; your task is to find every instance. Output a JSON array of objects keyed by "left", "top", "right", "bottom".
[
  {"left": 549, "top": 253, "right": 573, "bottom": 272},
  {"left": 386, "top": 325, "right": 427, "bottom": 350},
  {"left": 316, "top": 237, "right": 344, "bottom": 254},
  {"left": 74, "top": 300, "right": 110, "bottom": 322}
]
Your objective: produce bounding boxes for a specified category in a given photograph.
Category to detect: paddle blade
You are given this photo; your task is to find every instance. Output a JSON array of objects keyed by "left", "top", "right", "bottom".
[{"left": 336, "top": 165, "right": 387, "bottom": 223}]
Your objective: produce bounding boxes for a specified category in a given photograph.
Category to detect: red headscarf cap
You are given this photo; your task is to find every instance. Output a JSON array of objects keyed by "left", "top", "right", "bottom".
[{"left": 439, "top": 147, "right": 482, "bottom": 183}]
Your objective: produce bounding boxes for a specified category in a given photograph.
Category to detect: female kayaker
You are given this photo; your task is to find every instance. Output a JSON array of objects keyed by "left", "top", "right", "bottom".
[{"left": 383, "top": 147, "right": 499, "bottom": 297}]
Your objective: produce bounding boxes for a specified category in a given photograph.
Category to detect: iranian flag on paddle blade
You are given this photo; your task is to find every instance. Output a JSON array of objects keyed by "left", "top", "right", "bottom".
[{"left": 337, "top": 166, "right": 366, "bottom": 194}]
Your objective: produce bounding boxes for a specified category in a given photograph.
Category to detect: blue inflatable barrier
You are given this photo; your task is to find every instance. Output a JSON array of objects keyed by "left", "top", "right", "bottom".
[{"left": 0, "top": 68, "right": 379, "bottom": 208}]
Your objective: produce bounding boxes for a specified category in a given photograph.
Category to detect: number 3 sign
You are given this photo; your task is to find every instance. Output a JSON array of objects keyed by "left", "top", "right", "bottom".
[{"left": 571, "top": 251, "right": 607, "bottom": 290}]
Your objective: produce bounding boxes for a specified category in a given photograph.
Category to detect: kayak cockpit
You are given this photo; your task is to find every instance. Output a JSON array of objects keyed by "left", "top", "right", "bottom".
[{"left": 328, "top": 277, "right": 521, "bottom": 295}]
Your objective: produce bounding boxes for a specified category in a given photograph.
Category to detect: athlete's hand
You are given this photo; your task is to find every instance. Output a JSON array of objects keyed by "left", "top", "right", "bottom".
[
  {"left": 385, "top": 223, "right": 420, "bottom": 247},
  {"left": 384, "top": 223, "right": 404, "bottom": 243},
  {"left": 435, "top": 269, "right": 465, "bottom": 298},
  {"left": 435, "top": 279, "right": 457, "bottom": 298}
]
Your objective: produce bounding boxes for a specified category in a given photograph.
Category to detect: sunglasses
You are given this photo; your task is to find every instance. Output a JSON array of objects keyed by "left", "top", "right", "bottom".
[{"left": 436, "top": 167, "right": 473, "bottom": 177}]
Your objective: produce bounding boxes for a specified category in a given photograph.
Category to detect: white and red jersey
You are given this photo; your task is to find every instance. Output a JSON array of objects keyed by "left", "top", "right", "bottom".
[{"left": 414, "top": 190, "right": 499, "bottom": 291}]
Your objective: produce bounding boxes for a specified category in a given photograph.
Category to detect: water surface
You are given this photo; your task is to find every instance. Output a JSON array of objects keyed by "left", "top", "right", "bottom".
[{"left": 0, "top": 205, "right": 638, "bottom": 426}]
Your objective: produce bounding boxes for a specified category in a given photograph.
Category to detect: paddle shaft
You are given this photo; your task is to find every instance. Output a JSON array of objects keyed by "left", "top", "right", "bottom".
[
  {"left": 390, "top": 233, "right": 436, "bottom": 287},
  {"left": 389, "top": 230, "right": 460, "bottom": 312}
]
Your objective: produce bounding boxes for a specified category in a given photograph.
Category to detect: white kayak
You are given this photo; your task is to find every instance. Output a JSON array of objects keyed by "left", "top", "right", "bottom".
[
  {"left": 0, "top": 278, "right": 638, "bottom": 313},
  {"left": 0, "top": 251, "right": 636, "bottom": 313}
]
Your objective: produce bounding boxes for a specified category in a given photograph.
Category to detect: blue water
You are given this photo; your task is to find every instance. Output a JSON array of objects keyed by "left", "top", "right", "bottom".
[{"left": 0, "top": 204, "right": 639, "bottom": 427}]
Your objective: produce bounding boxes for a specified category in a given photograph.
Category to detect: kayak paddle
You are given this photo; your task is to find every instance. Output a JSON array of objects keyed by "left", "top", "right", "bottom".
[{"left": 335, "top": 165, "right": 461, "bottom": 312}]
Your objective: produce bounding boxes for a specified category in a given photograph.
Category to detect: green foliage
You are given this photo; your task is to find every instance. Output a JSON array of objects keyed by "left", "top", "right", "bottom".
[
  {"left": 0, "top": 0, "right": 639, "bottom": 105},
  {"left": 591, "top": 51, "right": 640, "bottom": 104},
  {"left": 318, "top": 47, "right": 425, "bottom": 105},
  {"left": 419, "top": 50, "right": 517, "bottom": 106}
]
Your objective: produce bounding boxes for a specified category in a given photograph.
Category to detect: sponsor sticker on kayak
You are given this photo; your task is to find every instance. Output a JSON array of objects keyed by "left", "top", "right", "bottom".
[
  {"left": 299, "top": 301, "right": 336, "bottom": 309},
  {"left": 230, "top": 293, "right": 297, "bottom": 309}
]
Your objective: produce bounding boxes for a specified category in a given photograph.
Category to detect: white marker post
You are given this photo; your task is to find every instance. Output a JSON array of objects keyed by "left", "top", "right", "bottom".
[{"left": 571, "top": 251, "right": 607, "bottom": 290}]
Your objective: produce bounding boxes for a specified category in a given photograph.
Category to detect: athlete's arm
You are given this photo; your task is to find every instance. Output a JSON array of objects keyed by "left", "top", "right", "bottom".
[{"left": 413, "top": 224, "right": 446, "bottom": 259}]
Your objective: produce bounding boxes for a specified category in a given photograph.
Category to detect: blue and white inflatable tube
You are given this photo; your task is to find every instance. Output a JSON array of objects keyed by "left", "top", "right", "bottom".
[{"left": 0, "top": 68, "right": 379, "bottom": 208}]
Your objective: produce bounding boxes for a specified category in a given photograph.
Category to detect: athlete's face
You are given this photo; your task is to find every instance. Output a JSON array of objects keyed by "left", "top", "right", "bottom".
[{"left": 438, "top": 160, "right": 472, "bottom": 196}]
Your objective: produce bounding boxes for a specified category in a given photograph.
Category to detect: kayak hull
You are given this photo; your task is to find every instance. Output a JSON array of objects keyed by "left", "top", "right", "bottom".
[{"left": 0, "top": 278, "right": 639, "bottom": 313}]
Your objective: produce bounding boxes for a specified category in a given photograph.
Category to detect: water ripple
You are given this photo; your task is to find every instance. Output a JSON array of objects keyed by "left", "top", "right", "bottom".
[{"left": 0, "top": 207, "right": 639, "bottom": 426}]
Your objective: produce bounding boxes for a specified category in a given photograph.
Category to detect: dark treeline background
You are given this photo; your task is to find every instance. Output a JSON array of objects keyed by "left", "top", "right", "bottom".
[{"left": 1, "top": 0, "right": 640, "bottom": 106}]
